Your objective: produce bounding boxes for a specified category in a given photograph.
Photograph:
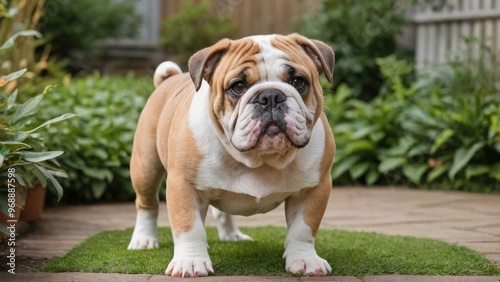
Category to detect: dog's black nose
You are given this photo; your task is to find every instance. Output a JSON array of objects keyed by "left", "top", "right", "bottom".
[{"left": 251, "top": 89, "right": 286, "bottom": 109}]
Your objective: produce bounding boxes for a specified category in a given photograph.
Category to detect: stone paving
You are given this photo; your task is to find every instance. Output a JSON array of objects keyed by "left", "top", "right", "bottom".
[{"left": 2, "top": 187, "right": 500, "bottom": 281}]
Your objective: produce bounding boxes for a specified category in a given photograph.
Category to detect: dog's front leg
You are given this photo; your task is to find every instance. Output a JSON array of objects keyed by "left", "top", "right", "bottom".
[
  {"left": 165, "top": 174, "right": 213, "bottom": 277},
  {"left": 283, "top": 176, "right": 332, "bottom": 276}
]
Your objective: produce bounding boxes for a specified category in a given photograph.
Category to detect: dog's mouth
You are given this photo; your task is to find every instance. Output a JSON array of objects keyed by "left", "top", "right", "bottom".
[
  {"left": 232, "top": 118, "right": 308, "bottom": 152},
  {"left": 264, "top": 122, "right": 285, "bottom": 137}
]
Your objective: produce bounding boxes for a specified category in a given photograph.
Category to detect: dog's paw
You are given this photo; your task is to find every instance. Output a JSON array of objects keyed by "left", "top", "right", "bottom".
[
  {"left": 127, "top": 235, "right": 159, "bottom": 250},
  {"left": 128, "top": 210, "right": 159, "bottom": 250},
  {"left": 219, "top": 230, "right": 253, "bottom": 242},
  {"left": 286, "top": 255, "right": 332, "bottom": 276},
  {"left": 165, "top": 257, "right": 214, "bottom": 277}
]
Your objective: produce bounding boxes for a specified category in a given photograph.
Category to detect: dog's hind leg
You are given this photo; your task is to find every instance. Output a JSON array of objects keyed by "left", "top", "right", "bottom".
[
  {"left": 211, "top": 206, "right": 253, "bottom": 241},
  {"left": 127, "top": 138, "right": 165, "bottom": 250},
  {"left": 127, "top": 90, "right": 168, "bottom": 250}
]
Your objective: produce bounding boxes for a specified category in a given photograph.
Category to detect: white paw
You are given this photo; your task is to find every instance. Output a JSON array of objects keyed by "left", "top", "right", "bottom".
[
  {"left": 128, "top": 210, "right": 159, "bottom": 250},
  {"left": 127, "top": 235, "right": 159, "bottom": 250},
  {"left": 165, "top": 257, "right": 214, "bottom": 277},
  {"left": 286, "top": 255, "right": 332, "bottom": 276},
  {"left": 219, "top": 230, "right": 253, "bottom": 242}
]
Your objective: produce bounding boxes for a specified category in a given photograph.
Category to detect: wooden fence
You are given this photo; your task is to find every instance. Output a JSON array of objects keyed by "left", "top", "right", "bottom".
[
  {"left": 160, "top": 0, "right": 321, "bottom": 38},
  {"left": 111, "top": 0, "right": 321, "bottom": 47},
  {"left": 408, "top": 0, "right": 500, "bottom": 70}
]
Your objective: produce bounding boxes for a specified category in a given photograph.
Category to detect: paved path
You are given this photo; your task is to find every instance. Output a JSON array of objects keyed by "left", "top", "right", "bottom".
[{"left": 2, "top": 187, "right": 500, "bottom": 281}]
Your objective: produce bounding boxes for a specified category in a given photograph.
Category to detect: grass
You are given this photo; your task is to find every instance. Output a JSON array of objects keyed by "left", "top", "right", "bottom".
[{"left": 44, "top": 227, "right": 500, "bottom": 276}]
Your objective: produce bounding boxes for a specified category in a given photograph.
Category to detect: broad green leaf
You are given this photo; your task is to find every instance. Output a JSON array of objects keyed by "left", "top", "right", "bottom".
[
  {"left": 30, "top": 165, "right": 48, "bottom": 188},
  {"left": 488, "top": 115, "right": 500, "bottom": 142},
  {"left": 366, "top": 167, "right": 379, "bottom": 185},
  {"left": 8, "top": 132, "right": 30, "bottom": 142},
  {"left": 345, "top": 140, "right": 374, "bottom": 154},
  {"left": 378, "top": 158, "right": 406, "bottom": 173},
  {"left": 82, "top": 167, "right": 113, "bottom": 182},
  {"left": 9, "top": 94, "right": 44, "bottom": 125},
  {"left": 431, "top": 129, "right": 454, "bottom": 154},
  {"left": 427, "top": 163, "right": 451, "bottom": 183},
  {"left": 5, "top": 69, "right": 27, "bottom": 82},
  {"left": 23, "top": 113, "right": 77, "bottom": 133},
  {"left": 403, "top": 164, "right": 428, "bottom": 184},
  {"left": 0, "top": 141, "right": 31, "bottom": 151},
  {"left": 350, "top": 126, "right": 376, "bottom": 140},
  {"left": 6, "top": 89, "right": 18, "bottom": 110},
  {"left": 465, "top": 165, "right": 490, "bottom": 179},
  {"left": 0, "top": 154, "right": 4, "bottom": 167},
  {"left": 16, "top": 151, "right": 64, "bottom": 162},
  {"left": 349, "top": 162, "right": 370, "bottom": 180},
  {"left": 408, "top": 143, "right": 431, "bottom": 158},
  {"left": 0, "top": 30, "right": 42, "bottom": 51},
  {"left": 331, "top": 155, "right": 361, "bottom": 180},
  {"left": 92, "top": 182, "right": 107, "bottom": 199},
  {"left": 35, "top": 164, "right": 63, "bottom": 201},
  {"left": 490, "top": 163, "right": 500, "bottom": 181},
  {"left": 448, "top": 142, "right": 485, "bottom": 179}
]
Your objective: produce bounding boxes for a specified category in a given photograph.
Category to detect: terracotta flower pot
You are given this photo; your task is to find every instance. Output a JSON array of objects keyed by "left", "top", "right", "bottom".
[{"left": 20, "top": 184, "right": 46, "bottom": 222}]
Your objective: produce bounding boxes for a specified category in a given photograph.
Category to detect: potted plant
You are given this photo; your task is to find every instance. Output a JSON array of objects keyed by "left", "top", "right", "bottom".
[{"left": 0, "top": 31, "right": 77, "bottom": 234}]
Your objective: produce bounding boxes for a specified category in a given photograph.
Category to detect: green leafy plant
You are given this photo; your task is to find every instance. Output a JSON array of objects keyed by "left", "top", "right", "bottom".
[
  {"left": 38, "top": 0, "right": 141, "bottom": 72},
  {"left": 35, "top": 74, "right": 153, "bottom": 202},
  {"left": 0, "top": 33, "right": 76, "bottom": 235},
  {"left": 326, "top": 56, "right": 414, "bottom": 186},
  {"left": 326, "top": 51, "right": 500, "bottom": 192},
  {"left": 297, "top": 0, "right": 411, "bottom": 100},
  {"left": 394, "top": 50, "right": 500, "bottom": 191},
  {"left": 161, "top": 0, "right": 237, "bottom": 67}
]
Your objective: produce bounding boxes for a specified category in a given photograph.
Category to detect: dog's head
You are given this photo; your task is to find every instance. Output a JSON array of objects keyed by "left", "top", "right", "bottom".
[{"left": 188, "top": 34, "right": 334, "bottom": 168}]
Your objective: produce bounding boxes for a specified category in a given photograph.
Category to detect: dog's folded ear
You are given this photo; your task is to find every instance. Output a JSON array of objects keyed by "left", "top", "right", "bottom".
[
  {"left": 188, "top": 39, "right": 231, "bottom": 91},
  {"left": 290, "top": 34, "right": 335, "bottom": 84}
]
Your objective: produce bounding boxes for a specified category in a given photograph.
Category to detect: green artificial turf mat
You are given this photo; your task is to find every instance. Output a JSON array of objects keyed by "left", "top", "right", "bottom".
[{"left": 44, "top": 227, "right": 500, "bottom": 276}]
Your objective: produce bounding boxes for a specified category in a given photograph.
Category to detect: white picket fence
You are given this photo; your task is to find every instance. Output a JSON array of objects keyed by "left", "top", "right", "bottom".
[{"left": 408, "top": 0, "right": 500, "bottom": 70}]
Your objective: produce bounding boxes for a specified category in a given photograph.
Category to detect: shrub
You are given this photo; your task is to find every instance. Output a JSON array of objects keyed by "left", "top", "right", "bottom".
[
  {"left": 38, "top": 0, "right": 141, "bottom": 72},
  {"left": 161, "top": 1, "right": 237, "bottom": 67},
  {"left": 35, "top": 74, "right": 154, "bottom": 202},
  {"left": 326, "top": 53, "right": 500, "bottom": 192},
  {"left": 297, "top": 0, "right": 411, "bottom": 100},
  {"left": 0, "top": 32, "right": 76, "bottom": 234}
]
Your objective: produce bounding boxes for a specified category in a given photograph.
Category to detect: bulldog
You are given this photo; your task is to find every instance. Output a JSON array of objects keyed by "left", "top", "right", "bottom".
[{"left": 127, "top": 33, "right": 335, "bottom": 277}]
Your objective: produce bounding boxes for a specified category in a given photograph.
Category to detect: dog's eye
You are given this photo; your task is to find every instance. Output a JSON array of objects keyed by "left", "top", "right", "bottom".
[
  {"left": 290, "top": 76, "right": 307, "bottom": 91},
  {"left": 229, "top": 81, "right": 247, "bottom": 96}
]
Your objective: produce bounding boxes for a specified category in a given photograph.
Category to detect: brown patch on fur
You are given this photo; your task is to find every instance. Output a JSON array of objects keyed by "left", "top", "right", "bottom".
[
  {"left": 209, "top": 39, "right": 261, "bottom": 134},
  {"left": 271, "top": 34, "right": 329, "bottom": 129}
]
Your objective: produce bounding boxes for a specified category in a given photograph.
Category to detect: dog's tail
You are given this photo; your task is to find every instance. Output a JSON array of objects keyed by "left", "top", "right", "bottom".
[{"left": 153, "top": 61, "right": 183, "bottom": 88}]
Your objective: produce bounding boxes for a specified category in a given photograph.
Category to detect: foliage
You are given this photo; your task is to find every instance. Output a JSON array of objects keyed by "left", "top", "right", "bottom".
[
  {"left": 35, "top": 74, "right": 153, "bottom": 202},
  {"left": 38, "top": 0, "right": 141, "bottom": 72},
  {"left": 297, "top": 0, "right": 411, "bottom": 100},
  {"left": 44, "top": 227, "right": 500, "bottom": 275},
  {"left": 161, "top": 1, "right": 237, "bottom": 68},
  {"left": 326, "top": 53, "right": 500, "bottom": 192},
  {"left": 0, "top": 0, "right": 64, "bottom": 93},
  {"left": 0, "top": 33, "right": 76, "bottom": 235}
]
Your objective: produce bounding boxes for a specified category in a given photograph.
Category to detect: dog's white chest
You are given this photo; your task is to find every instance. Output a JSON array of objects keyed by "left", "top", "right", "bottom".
[
  {"left": 189, "top": 81, "right": 326, "bottom": 211},
  {"left": 202, "top": 189, "right": 294, "bottom": 216}
]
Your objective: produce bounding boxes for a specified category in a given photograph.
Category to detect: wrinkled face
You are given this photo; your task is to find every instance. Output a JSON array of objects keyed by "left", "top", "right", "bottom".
[{"left": 189, "top": 34, "right": 334, "bottom": 168}]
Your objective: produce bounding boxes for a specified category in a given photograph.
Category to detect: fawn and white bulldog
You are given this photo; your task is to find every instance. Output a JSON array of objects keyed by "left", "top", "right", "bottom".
[{"left": 127, "top": 33, "right": 335, "bottom": 277}]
